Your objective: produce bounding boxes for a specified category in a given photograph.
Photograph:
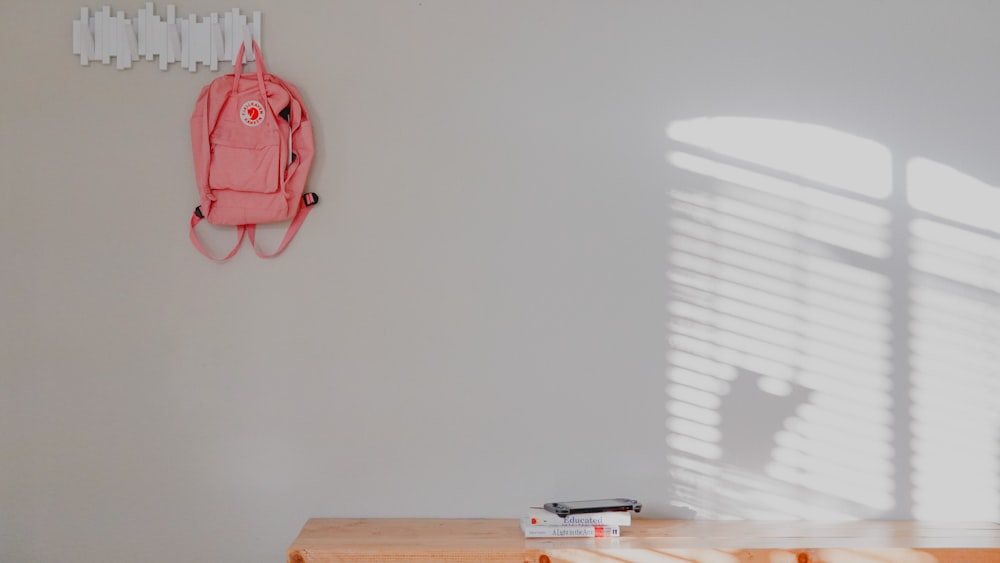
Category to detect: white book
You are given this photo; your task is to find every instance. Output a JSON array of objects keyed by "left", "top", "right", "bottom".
[
  {"left": 525, "top": 507, "right": 631, "bottom": 526},
  {"left": 520, "top": 518, "right": 621, "bottom": 538}
]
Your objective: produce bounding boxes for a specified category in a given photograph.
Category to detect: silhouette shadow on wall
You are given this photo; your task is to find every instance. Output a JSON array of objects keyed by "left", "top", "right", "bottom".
[{"left": 664, "top": 116, "right": 1000, "bottom": 520}]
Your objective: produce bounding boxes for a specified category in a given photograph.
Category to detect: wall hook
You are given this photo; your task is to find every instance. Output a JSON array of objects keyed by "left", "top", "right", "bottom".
[{"left": 73, "top": 3, "right": 262, "bottom": 72}]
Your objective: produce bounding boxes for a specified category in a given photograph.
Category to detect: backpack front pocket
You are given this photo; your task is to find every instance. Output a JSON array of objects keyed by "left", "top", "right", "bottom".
[{"left": 209, "top": 142, "right": 281, "bottom": 193}]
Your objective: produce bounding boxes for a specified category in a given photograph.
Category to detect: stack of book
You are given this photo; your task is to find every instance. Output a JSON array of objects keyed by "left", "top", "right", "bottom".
[{"left": 519, "top": 507, "right": 632, "bottom": 538}]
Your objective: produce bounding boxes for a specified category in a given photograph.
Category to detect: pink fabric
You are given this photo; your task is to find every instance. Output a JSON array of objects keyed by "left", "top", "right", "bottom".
[
  {"left": 246, "top": 203, "right": 315, "bottom": 258},
  {"left": 189, "top": 41, "right": 316, "bottom": 260},
  {"left": 189, "top": 214, "right": 246, "bottom": 262}
]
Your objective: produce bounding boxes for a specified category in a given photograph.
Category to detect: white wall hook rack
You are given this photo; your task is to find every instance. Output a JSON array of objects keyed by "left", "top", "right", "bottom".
[{"left": 73, "top": 3, "right": 261, "bottom": 72}]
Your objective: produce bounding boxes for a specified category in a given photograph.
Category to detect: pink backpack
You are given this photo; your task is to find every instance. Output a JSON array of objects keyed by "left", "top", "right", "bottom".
[{"left": 189, "top": 41, "right": 318, "bottom": 261}]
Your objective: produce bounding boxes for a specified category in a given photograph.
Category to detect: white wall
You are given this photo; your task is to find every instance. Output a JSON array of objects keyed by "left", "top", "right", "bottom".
[{"left": 2, "top": 1, "right": 999, "bottom": 562}]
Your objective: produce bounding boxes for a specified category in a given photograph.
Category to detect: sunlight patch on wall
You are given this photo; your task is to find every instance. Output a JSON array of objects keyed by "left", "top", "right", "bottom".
[
  {"left": 667, "top": 117, "right": 893, "bottom": 199},
  {"left": 907, "top": 157, "right": 1000, "bottom": 236},
  {"left": 906, "top": 158, "right": 1000, "bottom": 521},
  {"left": 668, "top": 152, "right": 891, "bottom": 258},
  {"left": 665, "top": 117, "right": 895, "bottom": 519}
]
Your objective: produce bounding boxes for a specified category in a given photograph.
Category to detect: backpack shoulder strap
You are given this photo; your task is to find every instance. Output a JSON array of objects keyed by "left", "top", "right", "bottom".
[
  {"left": 246, "top": 193, "right": 319, "bottom": 259},
  {"left": 190, "top": 210, "right": 246, "bottom": 262}
]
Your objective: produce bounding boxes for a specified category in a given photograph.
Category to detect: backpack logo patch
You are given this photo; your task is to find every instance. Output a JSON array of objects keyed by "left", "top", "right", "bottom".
[{"left": 240, "top": 100, "right": 265, "bottom": 127}]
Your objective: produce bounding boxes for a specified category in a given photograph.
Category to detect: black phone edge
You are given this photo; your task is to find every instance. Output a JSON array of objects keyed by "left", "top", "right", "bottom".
[{"left": 542, "top": 498, "right": 642, "bottom": 517}]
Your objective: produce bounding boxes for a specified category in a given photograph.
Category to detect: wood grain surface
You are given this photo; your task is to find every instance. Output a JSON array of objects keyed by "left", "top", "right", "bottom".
[{"left": 288, "top": 519, "right": 1000, "bottom": 563}]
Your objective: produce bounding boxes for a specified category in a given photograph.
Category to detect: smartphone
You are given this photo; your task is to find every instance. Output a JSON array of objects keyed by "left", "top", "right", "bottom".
[{"left": 543, "top": 498, "right": 642, "bottom": 517}]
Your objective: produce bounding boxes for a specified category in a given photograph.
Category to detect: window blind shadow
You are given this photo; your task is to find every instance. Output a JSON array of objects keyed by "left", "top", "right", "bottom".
[{"left": 664, "top": 117, "right": 999, "bottom": 520}]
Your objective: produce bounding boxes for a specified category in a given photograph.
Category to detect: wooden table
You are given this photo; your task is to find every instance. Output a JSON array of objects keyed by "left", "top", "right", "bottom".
[{"left": 287, "top": 519, "right": 1000, "bottom": 562}]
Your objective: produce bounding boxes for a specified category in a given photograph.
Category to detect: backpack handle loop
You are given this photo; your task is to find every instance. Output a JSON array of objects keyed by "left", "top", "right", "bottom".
[
  {"left": 246, "top": 193, "right": 319, "bottom": 259},
  {"left": 232, "top": 40, "right": 268, "bottom": 101},
  {"left": 189, "top": 211, "right": 246, "bottom": 262}
]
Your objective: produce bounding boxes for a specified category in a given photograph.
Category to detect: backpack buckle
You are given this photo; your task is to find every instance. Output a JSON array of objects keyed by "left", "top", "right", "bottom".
[
  {"left": 303, "top": 193, "right": 319, "bottom": 207},
  {"left": 194, "top": 205, "right": 204, "bottom": 219}
]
